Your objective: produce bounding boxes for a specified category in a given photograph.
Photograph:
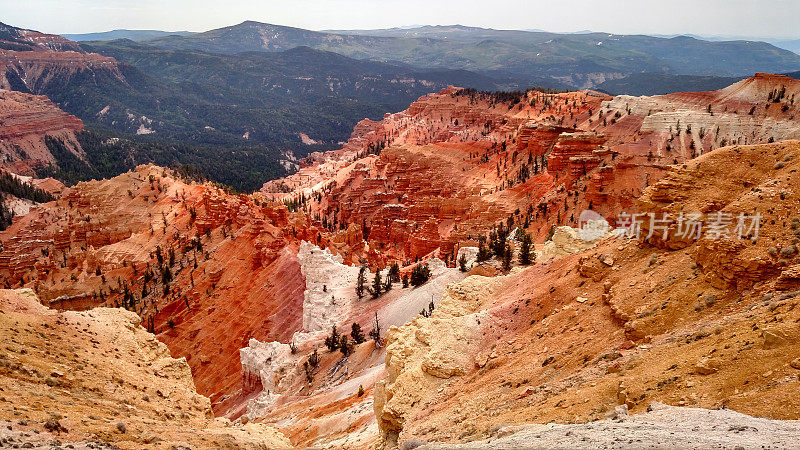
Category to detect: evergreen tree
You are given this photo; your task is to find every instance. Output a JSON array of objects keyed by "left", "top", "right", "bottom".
[
  {"left": 369, "top": 312, "right": 381, "bottom": 344},
  {"left": 458, "top": 253, "right": 468, "bottom": 272},
  {"left": 502, "top": 243, "right": 513, "bottom": 271},
  {"left": 339, "top": 335, "right": 353, "bottom": 356},
  {"left": 491, "top": 224, "right": 509, "bottom": 257},
  {"left": 388, "top": 262, "right": 400, "bottom": 282},
  {"left": 477, "top": 242, "right": 492, "bottom": 262},
  {"left": 371, "top": 270, "right": 382, "bottom": 298},
  {"left": 324, "top": 325, "right": 340, "bottom": 351},
  {"left": 356, "top": 266, "right": 366, "bottom": 298},
  {"left": 410, "top": 263, "right": 431, "bottom": 286},
  {"left": 519, "top": 231, "right": 534, "bottom": 265},
  {"left": 384, "top": 272, "right": 393, "bottom": 292},
  {"left": 351, "top": 322, "right": 365, "bottom": 344},
  {"left": 308, "top": 348, "right": 320, "bottom": 368}
]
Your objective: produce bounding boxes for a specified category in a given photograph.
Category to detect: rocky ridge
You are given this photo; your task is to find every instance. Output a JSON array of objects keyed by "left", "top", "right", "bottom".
[{"left": 0, "top": 288, "right": 291, "bottom": 448}]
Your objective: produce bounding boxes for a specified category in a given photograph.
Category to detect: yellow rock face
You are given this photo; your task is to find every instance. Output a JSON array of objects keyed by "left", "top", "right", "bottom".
[{"left": 0, "top": 288, "right": 291, "bottom": 449}]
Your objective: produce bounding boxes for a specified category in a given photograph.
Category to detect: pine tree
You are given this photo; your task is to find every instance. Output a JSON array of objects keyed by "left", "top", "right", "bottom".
[
  {"left": 410, "top": 264, "right": 431, "bottom": 286},
  {"left": 388, "top": 262, "right": 400, "bottom": 282},
  {"left": 339, "top": 335, "right": 353, "bottom": 356},
  {"left": 372, "top": 270, "right": 382, "bottom": 298},
  {"left": 351, "top": 322, "right": 365, "bottom": 344},
  {"left": 502, "top": 243, "right": 513, "bottom": 271},
  {"left": 369, "top": 312, "right": 381, "bottom": 344},
  {"left": 356, "top": 266, "right": 366, "bottom": 298},
  {"left": 477, "top": 242, "right": 492, "bottom": 262},
  {"left": 458, "top": 253, "right": 468, "bottom": 272},
  {"left": 308, "top": 348, "right": 320, "bottom": 368},
  {"left": 519, "top": 231, "right": 534, "bottom": 265},
  {"left": 384, "top": 272, "right": 393, "bottom": 292},
  {"left": 324, "top": 325, "right": 340, "bottom": 351}
]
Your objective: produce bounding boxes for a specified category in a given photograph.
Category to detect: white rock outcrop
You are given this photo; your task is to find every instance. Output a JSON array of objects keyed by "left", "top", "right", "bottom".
[
  {"left": 297, "top": 241, "right": 362, "bottom": 333},
  {"left": 239, "top": 338, "right": 295, "bottom": 418},
  {"left": 538, "top": 219, "right": 611, "bottom": 260},
  {"left": 456, "top": 246, "right": 479, "bottom": 270}
]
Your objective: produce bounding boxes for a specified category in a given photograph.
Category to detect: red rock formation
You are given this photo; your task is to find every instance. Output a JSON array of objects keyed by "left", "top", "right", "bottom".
[
  {"left": 0, "top": 89, "right": 83, "bottom": 174},
  {"left": 547, "top": 132, "right": 608, "bottom": 184},
  {"left": 266, "top": 75, "right": 800, "bottom": 257},
  {"left": 0, "top": 165, "right": 331, "bottom": 413},
  {"left": 0, "top": 49, "right": 125, "bottom": 97},
  {"left": 516, "top": 123, "right": 571, "bottom": 156},
  {"left": 374, "top": 141, "right": 800, "bottom": 448}
]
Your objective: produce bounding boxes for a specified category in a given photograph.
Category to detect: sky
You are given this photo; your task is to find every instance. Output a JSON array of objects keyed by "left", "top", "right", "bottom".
[{"left": 2, "top": 0, "right": 799, "bottom": 40}]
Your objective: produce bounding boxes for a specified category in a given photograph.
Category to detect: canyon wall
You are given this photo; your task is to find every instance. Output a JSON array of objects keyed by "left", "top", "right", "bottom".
[{"left": 0, "top": 89, "right": 84, "bottom": 174}]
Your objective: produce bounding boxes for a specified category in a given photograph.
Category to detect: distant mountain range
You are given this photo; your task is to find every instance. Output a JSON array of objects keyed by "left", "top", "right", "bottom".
[
  {"left": 65, "top": 25, "right": 800, "bottom": 56},
  {"left": 63, "top": 29, "right": 193, "bottom": 42},
  {"left": 137, "top": 22, "right": 800, "bottom": 89}
]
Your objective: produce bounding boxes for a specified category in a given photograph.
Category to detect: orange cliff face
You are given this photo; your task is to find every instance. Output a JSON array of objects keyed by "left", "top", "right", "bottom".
[
  {"left": 0, "top": 165, "right": 341, "bottom": 411},
  {"left": 373, "top": 140, "right": 800, "bottom": 448},
  {"left": 264, "top": 75, "right": 800, "bottom": 263},
  {"left": 0, "top": 23, "right": 122, "bottom": 98},
  {"left": 0, "top": 89, "right": 84, "bottom": 175}
]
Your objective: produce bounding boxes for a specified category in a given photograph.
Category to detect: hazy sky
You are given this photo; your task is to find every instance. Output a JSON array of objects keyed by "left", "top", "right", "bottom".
[{"left": 2, "top": 0, "right": 798, "bottom": 39}]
